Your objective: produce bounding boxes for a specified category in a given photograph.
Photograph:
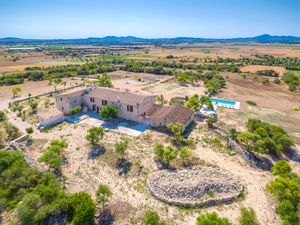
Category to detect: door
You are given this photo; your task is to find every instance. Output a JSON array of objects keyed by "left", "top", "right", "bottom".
[{"left": 92, "top": 104, "right": 96, "bottom": 111}]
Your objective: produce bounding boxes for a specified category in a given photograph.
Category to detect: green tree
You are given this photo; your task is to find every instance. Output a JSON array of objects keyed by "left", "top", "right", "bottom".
[
  {"left": 168, "top": 123, "right": 184, "bottom": 144},
  {"left": 239, "top": 207, "right": 260, "bottom": 225},
  {"left": 86, "top": 127, "right": 104, "bottom": 147},
  {"left": 19, "top": 173, "right": 68, "bottom": 224},
  {"left": 156, "top": 94, "right": 167, "bottom": 105},
  {"left": 185, "top": 94, "right": 201, "bottom": 111},
  {"left": 115, "top": 138, "right": 129, "bottom": 160},
  {"left": 206, "top": 117, "right": 217, "bottom": 128},
  {"left": 12, "top": 86, "right": 22, "bottom": 98},
  {"left": 53, "top": 78, "right": 62, "bottom": 91},
  {"left": 196, "top": 212, "right": 232, "bottom": 225},
  {"left": 97, "top": 73, "right": 113, "bottom": 88},
  {"left": 99, "top": 103, "right": 118, "bottom": 120},
  {"left": 96, "top": 184, "right": 112, "bottom": 210},
  {"left": 68, "top": 192, "right": 96, "bottom": 225},
  {"left": 200, "top": 95, "right": 213, "bottom": 110}
]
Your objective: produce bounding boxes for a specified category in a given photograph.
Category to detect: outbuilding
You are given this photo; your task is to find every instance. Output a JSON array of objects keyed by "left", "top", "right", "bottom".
[{"left": 37, "top": 108, "right": 65, "bottom": 129}]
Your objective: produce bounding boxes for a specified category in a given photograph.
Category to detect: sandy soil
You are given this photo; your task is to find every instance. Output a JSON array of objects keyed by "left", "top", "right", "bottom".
[
  {"left": 143, "top": 81, "right": 205, "bottom": 102},
  {"left": 240, "top": 65, "right": 286, "bottom": 76},
  {"left": 0, "top": 48, "right": 75, "bottom": 73},
  {"left": 0, "top": 78, "right": 80, "bottom": 101}
]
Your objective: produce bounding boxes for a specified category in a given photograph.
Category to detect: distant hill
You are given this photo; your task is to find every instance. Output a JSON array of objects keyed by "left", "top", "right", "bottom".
[{"left": 1, "top": 34, "right": 300, "bottom": 45}]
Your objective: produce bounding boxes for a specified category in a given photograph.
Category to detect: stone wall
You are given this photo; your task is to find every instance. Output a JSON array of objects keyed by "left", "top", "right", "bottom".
[{"left": 147, "top": 166, "right": 244, "bottom": 207}]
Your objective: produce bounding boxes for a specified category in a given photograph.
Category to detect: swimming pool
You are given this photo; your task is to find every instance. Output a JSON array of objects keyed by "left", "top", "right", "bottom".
[
  {"left": 211, "top": 98, "right": 236, "bottom": 106},
  {"left": 210, "top": 98, "right": 240, "bottom": 109}
]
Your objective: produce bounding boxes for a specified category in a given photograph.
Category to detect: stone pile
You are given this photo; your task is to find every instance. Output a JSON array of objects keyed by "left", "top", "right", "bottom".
[{"left": 147, "top": 166, "right": 243, "bottom": 207}]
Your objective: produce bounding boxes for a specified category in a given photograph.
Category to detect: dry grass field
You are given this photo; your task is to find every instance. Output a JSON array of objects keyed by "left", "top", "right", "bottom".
[
  {"left": 0, "top": 48, "right": 78, "bottom": 73},
  {"left": 144, "top": 44, "right": 300, "bottom": 58},
  {"left": 240, "top": 65, "right": 287, "bottom": 75}
]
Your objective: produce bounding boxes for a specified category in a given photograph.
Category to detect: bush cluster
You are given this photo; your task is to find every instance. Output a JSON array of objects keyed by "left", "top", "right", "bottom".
[{"left": 237, "top": 119, "right": 293, "bottom": 154}]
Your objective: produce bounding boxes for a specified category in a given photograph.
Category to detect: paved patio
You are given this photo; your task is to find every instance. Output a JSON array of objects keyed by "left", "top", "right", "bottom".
[{"left": 69, "top": 111, "right": 148, "bottom": 136}]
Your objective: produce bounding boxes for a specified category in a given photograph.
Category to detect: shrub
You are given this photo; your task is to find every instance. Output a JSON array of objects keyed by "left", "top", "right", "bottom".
[
  {"left": 239, "top": 207, "right": 260, "bottom": 225},
  {"left": 154, "top": 143, "right": 177, "bottom": 167},
  {"left": 246, "top": 100, "right": 257, "bottom": 106},
  {"left": 143, "top": 210, "right": 167, "bottom": 225},
  {"left": 169, "top": 97, "right": 186, "bottom": 106},
  {"left": 271, "top": 160, "right": 292, "bottom": 177},
  {"left": 237, "top": 119, "right": 293, "bottom": 154},
  {"left": 282, "top": 71, "right": 300, "bottom": 92},
  {"left": 68, "top": 192, "right": 96, "bottom": 225},
  {"left": 196, "top": 212, "right": 232, "bottom": 225},
  {"left": 260, "top": 78, "right": 269, "bottom": 85},
  {"left": 256, "top": 69, "right": 279, "bottom": 77},
  {"left": 69, "top": 106, "right": 81, "bottom": 115},
  {"left": 0, "top": 110, "right": 7, "bottom": 122},
  {"left": 25, "top": 127, "right": 34, "bottom": 134},
  {"left": 273, "top": 77, "right": 281, "bottom": 84},
  {"left": 38, "top": 139, "right": 68, "bottom": 171}
]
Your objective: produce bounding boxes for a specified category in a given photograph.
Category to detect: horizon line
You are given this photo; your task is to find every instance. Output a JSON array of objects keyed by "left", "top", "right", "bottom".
[{"left": 1, "top": 34, "right": 300, "bottom": 40}]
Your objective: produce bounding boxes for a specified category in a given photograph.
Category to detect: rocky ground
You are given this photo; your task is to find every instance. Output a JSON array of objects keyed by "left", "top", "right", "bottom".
[{"left": 148, "top": 166, "right": 243, "bottom": 207}]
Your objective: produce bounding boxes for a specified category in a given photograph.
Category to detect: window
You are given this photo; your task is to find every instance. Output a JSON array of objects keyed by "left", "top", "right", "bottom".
[
  {"left": 62, "top": 107, "right": 64, "bottom": 110},
  {"left": 90, "top": 97, "right": 95, "bottom": 103},
  {"left": 60, "top": 97, "right": 62, "bottom": 101},
  {"left": 102, "top": 100, "right": 107, "bottom": 105},
  {"left": 127, "top": 105, "right": 133, "bottom": 112}
]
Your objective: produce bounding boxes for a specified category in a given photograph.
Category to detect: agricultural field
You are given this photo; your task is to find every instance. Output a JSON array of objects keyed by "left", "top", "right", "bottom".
[{"left": 1, "top": 43, "right": 300, "bottom": 225}]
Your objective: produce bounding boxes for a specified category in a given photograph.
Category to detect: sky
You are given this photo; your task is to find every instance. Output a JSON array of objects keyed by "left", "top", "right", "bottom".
[{"left": 0, "top": 0, "right": 300, "bottom": 39}]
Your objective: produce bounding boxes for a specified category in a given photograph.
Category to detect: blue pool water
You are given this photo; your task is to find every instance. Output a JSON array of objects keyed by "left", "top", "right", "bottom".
[
  {"left": 211, "top": 98, "right": 236, "bottom": 106},
  {"left": 66, "top": 116, "right": 80, "bottom": 123}
]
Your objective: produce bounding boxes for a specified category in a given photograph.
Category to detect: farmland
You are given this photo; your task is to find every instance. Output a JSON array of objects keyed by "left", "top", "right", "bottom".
[{"left": 0, "top": 43, "right": 300, "bottom": 225}]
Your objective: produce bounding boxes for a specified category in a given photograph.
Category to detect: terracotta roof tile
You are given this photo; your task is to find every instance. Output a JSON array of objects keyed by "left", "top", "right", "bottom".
[{"left": 150, "top": 105, "right": 194, "bottom": 125}]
